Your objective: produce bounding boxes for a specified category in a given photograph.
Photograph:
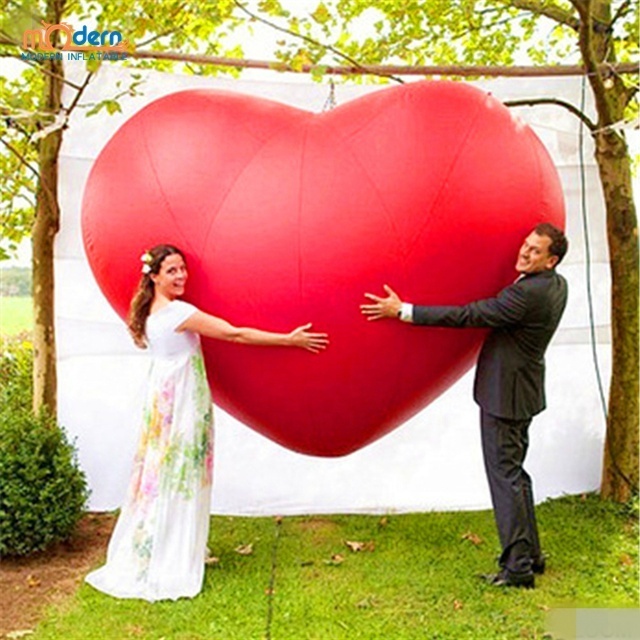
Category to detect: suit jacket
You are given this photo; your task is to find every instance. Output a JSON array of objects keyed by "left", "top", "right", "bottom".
[{"left": 412, "top": 270, "right": 568, "bottom": 420}]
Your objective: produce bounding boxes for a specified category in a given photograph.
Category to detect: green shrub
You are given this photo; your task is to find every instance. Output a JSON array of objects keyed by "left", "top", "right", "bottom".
[
  {"left": 0, "top": 337, "right": 89, "bottom": 557},
  {"left": 0, "top": 333, "right": 33, "bottom": 411}
]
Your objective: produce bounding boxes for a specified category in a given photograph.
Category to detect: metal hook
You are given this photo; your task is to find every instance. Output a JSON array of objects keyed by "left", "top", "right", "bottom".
[{"left": 322, "top": 78, "right": 337, "bottom": 112}]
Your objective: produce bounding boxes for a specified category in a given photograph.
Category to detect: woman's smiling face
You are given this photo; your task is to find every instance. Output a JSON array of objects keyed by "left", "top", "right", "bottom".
[{"left": 151, "top": 253, "right": 188, "bottom": 299}]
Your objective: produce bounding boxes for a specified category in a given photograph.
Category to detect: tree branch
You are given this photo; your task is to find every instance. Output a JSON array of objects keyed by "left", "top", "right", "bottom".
[
  {"left": 0, "top": 49, "right": 32, "bottom": 61},
  {"left": 231, "top": 0, "right": 405, "bottom": 84},
  {"left": 137, "top": 28, "right": 180, "bottom": 48},
  {"left": 136, "top": 0, "right": 189, "bottom": 47},
  {"left": 611, "top": 0, "right": 632, "bottom": 25},
  {"left": 505, "top": 97, "right": 597, "bottom": 129},
  {"left": 0, "top": 31, "right": 41, "bottom": 65},
  {"left": 23, "top": 57, "right": 85, "bottom": 90},
  {"left": 567, "top": 0, "right": 589, "bottom": 16},
  {"left": 0, "top": 135, "right": 40, "bottom": 179},
  {"left": 576, "top": 0, "right": 615, "bottom": 124},
  {"left": 503, "top": 0, "right": 580, "bottom": 30},
  {"left": 442, "top": 11, "right": 530, "bottom": 45},
  {"left": 64, "top": 70, "right": 94, "bottom": 116},
  {"left": 0, "top": 37, "right": 86, "bottom": 90},
  {"left": 0, "top": 105, "right": 53, "bottom": 131}
]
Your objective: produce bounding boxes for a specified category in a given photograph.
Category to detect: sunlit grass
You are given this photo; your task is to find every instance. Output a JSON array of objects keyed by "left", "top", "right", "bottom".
[
  {"left": 31, "top": 494, "right": 639, "bottom": 639},
  {"left": 0, "top": 296, "right": 32, "bottom": 335}
]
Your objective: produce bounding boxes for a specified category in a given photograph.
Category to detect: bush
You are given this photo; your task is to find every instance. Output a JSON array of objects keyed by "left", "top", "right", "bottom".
[
  {"left": 0, "top": 338, "right": 89, "bottom": 557},
  {"left": 0, "top": 333, "right": 33, "bottom": 411}
]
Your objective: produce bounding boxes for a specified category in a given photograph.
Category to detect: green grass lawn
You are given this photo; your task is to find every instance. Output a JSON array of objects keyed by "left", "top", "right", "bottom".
[
  {"left": 32, "top": 494, "right": 638, "bottom": 640},
  {"left": 0, "top": 296, "right": 33, "bottom": 335}
]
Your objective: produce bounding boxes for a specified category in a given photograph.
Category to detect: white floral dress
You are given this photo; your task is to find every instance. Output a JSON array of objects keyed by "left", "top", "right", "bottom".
[{"left": 86, "top": 301, "right": 214, "bottom": 601}]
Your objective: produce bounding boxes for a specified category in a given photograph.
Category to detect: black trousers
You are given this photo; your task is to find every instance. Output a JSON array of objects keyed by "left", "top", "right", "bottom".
[{"left": 480, "top": 410, "right": 541, "bottom": 574}]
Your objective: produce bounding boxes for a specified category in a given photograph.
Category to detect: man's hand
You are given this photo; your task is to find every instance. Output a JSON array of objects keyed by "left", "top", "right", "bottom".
[{"left": 361, "top": 285, "right": 403, "bottom": 321}]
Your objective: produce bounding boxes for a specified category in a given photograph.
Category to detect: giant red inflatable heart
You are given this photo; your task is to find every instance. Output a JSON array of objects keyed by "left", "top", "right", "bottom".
[{"left": 82, "top": 81, "right": 564, "bottom": 456}]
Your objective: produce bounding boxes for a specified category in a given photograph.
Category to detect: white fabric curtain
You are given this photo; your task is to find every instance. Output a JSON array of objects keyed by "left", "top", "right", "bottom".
[{"left": 56, "top": 64, "right": 610, "bottom": 514}]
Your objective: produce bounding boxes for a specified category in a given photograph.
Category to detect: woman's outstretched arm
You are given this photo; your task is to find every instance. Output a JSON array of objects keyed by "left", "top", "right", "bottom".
[{"left": 179, "top": 311, "right": 329, "bottom": 353}]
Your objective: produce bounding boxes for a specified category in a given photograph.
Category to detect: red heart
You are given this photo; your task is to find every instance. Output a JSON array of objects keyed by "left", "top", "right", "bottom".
[{"left": 82, "top": 81, "right": 564, "bottom": 456}]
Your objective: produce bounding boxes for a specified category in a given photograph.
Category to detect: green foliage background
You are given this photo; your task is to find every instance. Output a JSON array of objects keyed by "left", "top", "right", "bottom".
[{"left": 0, "top": 336, "right": 89, "bottom": 556}]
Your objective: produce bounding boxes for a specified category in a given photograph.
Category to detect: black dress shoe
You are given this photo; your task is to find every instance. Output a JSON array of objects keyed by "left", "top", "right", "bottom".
[
  {"left": 532, "top": 555, "right": 546, "bottom": 575},
  {"left": 481, "top": 569, "right": 535, "bottom": 589}
]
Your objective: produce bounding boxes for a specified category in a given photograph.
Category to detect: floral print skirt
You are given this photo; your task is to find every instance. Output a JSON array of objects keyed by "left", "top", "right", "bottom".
[{"left": 86, "top": 350, "right": 214, "bottom": 601}]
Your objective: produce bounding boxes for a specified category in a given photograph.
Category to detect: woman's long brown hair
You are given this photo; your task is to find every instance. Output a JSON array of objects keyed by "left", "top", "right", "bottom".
[{"left": 127, "top": 244, "right": 185, "bottom": 348}]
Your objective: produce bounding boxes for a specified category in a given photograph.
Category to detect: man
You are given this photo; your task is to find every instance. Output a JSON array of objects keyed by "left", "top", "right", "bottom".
[{"left": 361, "top": 223, "right": 568, "bottom": 589}]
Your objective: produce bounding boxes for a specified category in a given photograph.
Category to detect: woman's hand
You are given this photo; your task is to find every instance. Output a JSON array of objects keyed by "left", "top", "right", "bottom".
[
  {"left": 288, "top": 323, "right": 329, "bottom": 353},
  {"left": 181, "top": 312, "right": 329, "bottom": 351}
]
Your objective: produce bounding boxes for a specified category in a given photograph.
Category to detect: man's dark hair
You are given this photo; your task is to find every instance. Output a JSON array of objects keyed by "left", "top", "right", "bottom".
[{"left": 534, "top": 223, "right": 568, "bottom": 265}]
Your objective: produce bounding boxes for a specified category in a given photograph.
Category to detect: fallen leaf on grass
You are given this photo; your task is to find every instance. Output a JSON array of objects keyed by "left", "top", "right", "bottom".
[
  {"left": 538, "top": 604, "right": 550, "bottom": 612},
  {"left": 461, "top": 531, "right": 483, "bottom": 546},
  {"left": 345, "top": 540, "right": 375, "bottom": 552},
  {"left": 6, "top": 631, "right": 34, "bottom": 639},
  {"left": 356, "top": 597, "right": 376, "bottom": 609},
  {"left": 345, "top": 540, "right": 364, "bottom": 552},
  {"left": 324, "top": 554, "right": 345, "bottom": 566},
  {"left": 453, "top": 600, "right": 464, "bottom": 611},
  {"left": 205, "top": 556, "right": 220, "bottom": 565},
  {"left": 620, "top": 553, "right": 634, "bottom": 567},
  {"left": 235, "top": 543, "right": 254, "bottom": 556},
  {"left": 26, "top": 575, "right": 40, "bottom": 588},
  {"left": 125, "top": 625, "right": 145, "bottom": 636},
  {"left": 378, "top": 517, "right": 389, "bottom": 527}
]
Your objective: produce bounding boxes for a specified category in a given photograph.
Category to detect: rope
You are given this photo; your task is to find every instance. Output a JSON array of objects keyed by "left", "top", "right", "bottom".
[{"left": 577, "top": 74, "right": 633, "bottom": 490}]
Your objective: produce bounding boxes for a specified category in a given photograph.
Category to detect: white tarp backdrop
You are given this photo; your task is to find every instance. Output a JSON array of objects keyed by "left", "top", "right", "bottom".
[{"left": 56, "top": 63, "right": 610, "bottom": 514}]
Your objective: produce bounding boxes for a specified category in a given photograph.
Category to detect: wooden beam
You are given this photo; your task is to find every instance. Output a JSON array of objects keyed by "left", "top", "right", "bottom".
[
  {"left": 129, "top": 49, "right": 639, "bottom": 77},
  {"left": 2, "top": 37, "right": 637, "bottom": 77}
]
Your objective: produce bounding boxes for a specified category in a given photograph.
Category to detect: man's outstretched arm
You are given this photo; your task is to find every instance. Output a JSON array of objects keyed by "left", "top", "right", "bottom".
[{"left": 362, "top": 283, "right": 528, "bottom": 328}]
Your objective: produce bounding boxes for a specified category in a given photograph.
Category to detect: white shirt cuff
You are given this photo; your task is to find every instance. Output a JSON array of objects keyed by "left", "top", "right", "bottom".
[{"left": 399, "top": 302, "right": 413, "bottom": 322}]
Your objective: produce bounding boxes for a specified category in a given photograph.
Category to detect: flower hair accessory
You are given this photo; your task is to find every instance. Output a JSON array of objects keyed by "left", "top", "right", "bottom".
[{"left": 140, "top": 251, "right": 153, "bottom": 274}]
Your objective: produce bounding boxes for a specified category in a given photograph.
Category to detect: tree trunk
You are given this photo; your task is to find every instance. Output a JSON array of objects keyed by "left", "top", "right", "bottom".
[
  {"left": 32, "top": 3, "right": 64, "bottom": 415},
  {"left": 32, "top": 130, "right": 61, "bottom": 415},
  {"left": 577, "top": 0, "right": 640, "bottom": 501},
  {"left": 594, "top": 128, "right": 640, "bottom": 501}
]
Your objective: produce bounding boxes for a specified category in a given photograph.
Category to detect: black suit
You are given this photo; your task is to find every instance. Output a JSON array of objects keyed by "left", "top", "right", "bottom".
[{"left": 412, "top": 269, "right": 568, "bottom": 574}]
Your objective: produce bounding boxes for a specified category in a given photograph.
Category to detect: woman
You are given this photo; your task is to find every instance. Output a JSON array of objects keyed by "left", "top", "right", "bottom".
[{"left": 86, "top": 244, "right": 328, "bottom": 601}]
